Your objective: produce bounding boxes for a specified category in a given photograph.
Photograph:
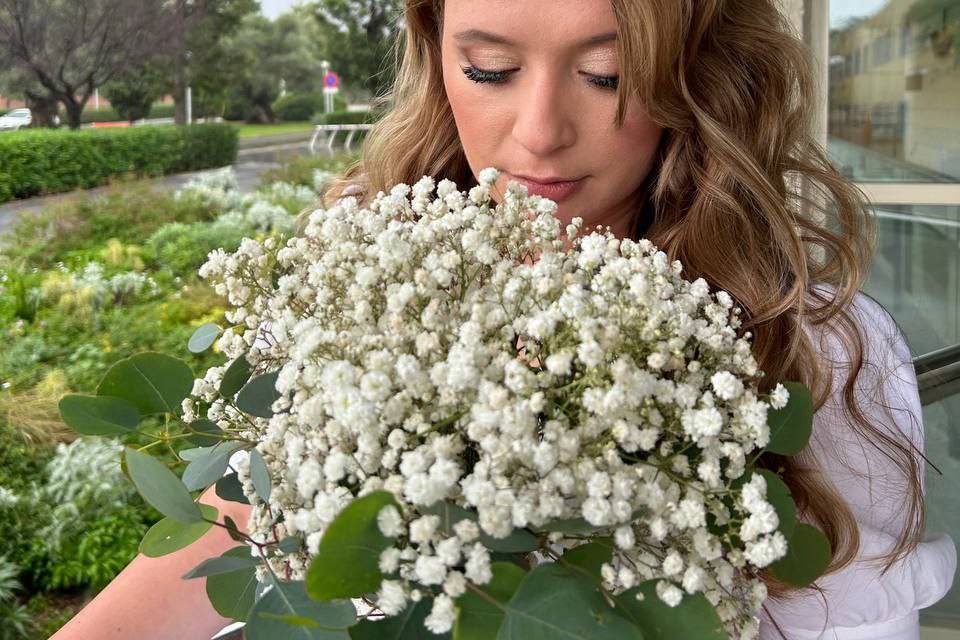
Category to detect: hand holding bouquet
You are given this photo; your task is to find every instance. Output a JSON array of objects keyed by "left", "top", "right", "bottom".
[{"left": 61, "top": 168, "right": 826, "bottom": 640}]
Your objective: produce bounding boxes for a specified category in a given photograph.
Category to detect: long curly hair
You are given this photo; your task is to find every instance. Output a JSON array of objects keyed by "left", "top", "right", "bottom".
[{"left": 317, "top": 0, "right": 925, "bottom": 596}]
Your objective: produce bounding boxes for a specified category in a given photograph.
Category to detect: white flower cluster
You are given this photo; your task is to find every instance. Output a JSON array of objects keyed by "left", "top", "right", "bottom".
[
  {"left": 186, "top": 168, "right": 791, "bottom": 638},
  {"left": 176, "top": 167, "right": 320, "bottom": 236}
]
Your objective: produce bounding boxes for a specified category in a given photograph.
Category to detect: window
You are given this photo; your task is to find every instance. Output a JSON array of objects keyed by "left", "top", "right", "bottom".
[{"left": 807, "top": 0, "right": 960, "bottom": 631}]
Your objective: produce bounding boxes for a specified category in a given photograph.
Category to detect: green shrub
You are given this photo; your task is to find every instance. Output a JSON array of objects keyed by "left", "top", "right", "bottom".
[
  {"left": 0, "top": 557, "right": 29, "bottom": 640},
  {"left": 147, "top": 218, "right": 253, "bottom": 275},
  {"left": 273, "top": 93, "right": 322, "bottom": 122},
  {"left": 2, "top": 183, "right": 220, "bottom": 269},
  {"left": 0, "top": 124, "right": 238, "bottom": 203},
  {"left": 311, "top": 109, "right": 381, "bottom": 125},
  {"left": 43, "top": 505, "right": 146, "bottom": 591}
]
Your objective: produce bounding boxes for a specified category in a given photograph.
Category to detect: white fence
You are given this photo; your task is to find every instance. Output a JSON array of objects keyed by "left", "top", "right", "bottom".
[{"left": 309, "top": 124, "right": 374, "bottom": 154}]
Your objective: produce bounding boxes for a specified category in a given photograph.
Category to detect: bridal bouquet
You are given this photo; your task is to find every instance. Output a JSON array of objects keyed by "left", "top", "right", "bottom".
[{"left": 60, "top": 168, "right": 828, "bottom": 640}]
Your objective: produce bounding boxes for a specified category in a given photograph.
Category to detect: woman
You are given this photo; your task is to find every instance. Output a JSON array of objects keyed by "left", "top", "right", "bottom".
[{"left": 53, "top": 1, "right": 955, "bottom": 638}]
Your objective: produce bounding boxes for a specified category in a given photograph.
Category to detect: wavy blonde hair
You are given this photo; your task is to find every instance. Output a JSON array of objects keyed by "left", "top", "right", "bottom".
[{"left": 315, "top": 0, "right": 925, "bottom": 598}]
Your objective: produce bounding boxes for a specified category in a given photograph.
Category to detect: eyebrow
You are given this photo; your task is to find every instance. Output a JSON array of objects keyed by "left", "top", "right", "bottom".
[{"left": 452, "top": 28, "right": 617, "bottom": 49}]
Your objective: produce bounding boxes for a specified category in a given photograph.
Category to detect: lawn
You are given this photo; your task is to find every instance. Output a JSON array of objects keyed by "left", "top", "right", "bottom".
[{"left": 232, "top": 121, "right": 316, "bottom": 138}]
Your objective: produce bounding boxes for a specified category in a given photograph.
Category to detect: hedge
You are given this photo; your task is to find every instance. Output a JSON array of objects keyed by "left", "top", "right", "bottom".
[
  {"left": 62, "top": 104, "right": 177, "bottom": 124},
  {"left": 0, "top": 123, "right": 238, "bottom": 204}
]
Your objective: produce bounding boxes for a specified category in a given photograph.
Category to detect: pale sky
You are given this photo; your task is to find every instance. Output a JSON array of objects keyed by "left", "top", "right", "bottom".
[
  {"left": 830, "top": 0, "right": 891, "bottom": 28},
  {"left": 260, "top": 0, "right": 301, "bottom": 19}
]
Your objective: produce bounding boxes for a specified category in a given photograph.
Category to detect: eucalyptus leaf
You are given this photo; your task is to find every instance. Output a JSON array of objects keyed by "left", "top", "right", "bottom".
[
  {"left": 425, "top": 501, "right": 539, "bottom": 553},
  {"left": 454, "top": 562, "right": 525, "bottom": 640},
  {"left": 188, "top": 419, "right": 226, "bottom": 446},
  {"left": 249, "top": 449, "right": 272, "bottom": 503},
  {"left": 224, "top": 515, "right": 247, "bottom": 542},
  {"left": 351, "top": 598, "right": 447, "bottom": 640},
  {"left": 279, "top": 536, "right": 302, "bottom": 554},
  {"left": 236, "top": 370, "right": 282, "bottom": 418},
  {"left": 140, "top": 504, "right": 218, "bottom": 557},
  {"left": 183, "top": 547, "right": 260, "bottom": 579},
  {"left": 756, "top": 468, "right": 797, "bottom": 539},
  {"left": 182, "top": 442, "right": 245, "bottom": 491},
  {"left": 125, "top": 447, "right": 202, "bottom": 523},
  {"left": 220, "top": 355, "right": 253, "bottom": 398},
  {"left": 97, "top": 352, "right": 194, "bottom": 416},
  {"left": 496, "top": 563, "right": 643, "bottom": 640},
  {"left": 189, "top": 322, "right": 222, "bottom": 353},
  {"left": 207, "top": 546, "right": 259, "bottom": 621},
  {"left": 216, "top": 473, "right": 251, "bottom": 505},
  {"left": 246, "top": 580, "right": 356, "bottom": 640},
  {"left": 616, "top": 580, "right": 727, "bottom": 640},
  {"left": 534, "top": 517, "right": 600, "bottom": 536},
  {"left": 765, "top": 381, "right": 813, "bottom": 456},
  {"left": 306, "top": 491, "right": 399, "bottom": 601},
  {"left": 58, "top": 394, "right": 140, "bottom": 436},
  {"left": 769, "top": 522, "right": 832, "bottom": 587},
  {"left": 561, "top": 540, "right": 613, "bottom": 581}
]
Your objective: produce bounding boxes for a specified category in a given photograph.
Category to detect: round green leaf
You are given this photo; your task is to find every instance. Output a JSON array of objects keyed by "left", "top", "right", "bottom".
[
  {"left": 184, "top": 545, "right": 260, "bottom": 578},
  {"left": 97, "top": 352, "right": 194, "bottom": 416},
  {"left": 207, "top": 546, "right": 260, "bottom": 621},
  {"left": 765, "top": 381, "right": 813, "bottom": 456},
  {"left": 216, "top": 472, "right": 251, "bottom": 505},
  {"left": 306, "top": 491, "right": 399, "bottom": 601},
  {"left": 188, "top": 419, "right": 226, "bottom": 446},
  {"left": 769, "top": 522, "right": 832, "bottom": 587},
  {"left": 497, "top": 563, "right": 643, "bottom": 640},
  {"left": 246, "top": 580, "right": 355, "bottom": 640},
  {"left": 236, "top": 370, "right": 282, "bottom": 418},
  {"left": 249, "top": 449, "right": 272, "bottom": 503},
  {"left": 351, "top": 599, "right": 446, "bottom": 640},
  {"left": 182, "top": 442, "right": 245, "bottom": 491},
  {"left": 561, "top": 540, "right": 613, "bottom": 581},
  {"left": 616, "top": 580, "right": 727, "bottom": 640},
  {"left": 189, "top": 323, "right": 222, "bottom": 353},
  {"left": 140, "top": 504, "right": 218, "bottom": 557},
  {"left": 220, "top": 355, "right": 253, "bottom": 398},
  {"left": 756, "top": 468, "right": 797, "bottom": 539},
  {"left": 454, "top": 562, "right": 525, "bottom": 640},
  {"left": 58, "top": 394, "right": 140, "bottom": 436},
  {"left": 125, "top": 447, "right": 202, "bottom": 523}
]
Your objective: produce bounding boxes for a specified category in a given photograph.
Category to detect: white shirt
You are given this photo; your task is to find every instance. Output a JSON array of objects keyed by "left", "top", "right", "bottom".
[{"left": 759, "top": 288, "right": 957, "bottom": 639}]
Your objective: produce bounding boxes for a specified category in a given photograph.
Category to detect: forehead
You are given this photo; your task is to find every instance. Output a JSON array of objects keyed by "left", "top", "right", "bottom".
[{"left": 442, "top": 0, "right": 618, "bottom": 51}]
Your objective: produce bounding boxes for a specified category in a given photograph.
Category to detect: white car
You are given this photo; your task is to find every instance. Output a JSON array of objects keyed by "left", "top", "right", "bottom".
[{"left": 0, "top": 108, "right": 31, "bottom": 131}]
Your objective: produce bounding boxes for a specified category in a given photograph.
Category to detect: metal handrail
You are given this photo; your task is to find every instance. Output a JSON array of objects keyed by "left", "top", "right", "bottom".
[
  {"left": 309, "top": 123, "right": 374, "bottom": 154},
  {"left": 914, "top": 343, "right": 960, "bottom": 406}
]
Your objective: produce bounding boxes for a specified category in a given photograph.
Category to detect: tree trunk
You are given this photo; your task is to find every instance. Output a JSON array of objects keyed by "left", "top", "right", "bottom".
[
  {"left": 24, "top": 91, "right": 60, "bottom": 127},
  {"left": 63, "top": 98, "right": 85, "bottom": 129}
]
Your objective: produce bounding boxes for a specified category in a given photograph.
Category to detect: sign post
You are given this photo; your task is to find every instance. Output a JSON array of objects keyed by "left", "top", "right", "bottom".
[{"left": 322, "top": 63, "right": 340, "bottom": 114}]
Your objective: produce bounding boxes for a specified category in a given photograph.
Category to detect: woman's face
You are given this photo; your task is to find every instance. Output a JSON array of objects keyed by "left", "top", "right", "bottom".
[{"left": 440, "top": 0, "right": 663, "bottom": 239}]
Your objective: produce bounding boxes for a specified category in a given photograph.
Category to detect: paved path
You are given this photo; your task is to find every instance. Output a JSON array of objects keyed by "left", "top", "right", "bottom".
[{"left": 0, "top": 132, "right": 318, "bottom": 238}]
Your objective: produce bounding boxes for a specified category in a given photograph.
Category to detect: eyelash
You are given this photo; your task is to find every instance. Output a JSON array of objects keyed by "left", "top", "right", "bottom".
[{"left": 461, "top": 65, "right": 619, "bottom": 91}]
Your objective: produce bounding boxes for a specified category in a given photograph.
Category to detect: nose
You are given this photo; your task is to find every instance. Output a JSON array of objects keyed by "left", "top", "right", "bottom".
[{"left": 510, "top": 70, "right": 577, "bottom": 157}]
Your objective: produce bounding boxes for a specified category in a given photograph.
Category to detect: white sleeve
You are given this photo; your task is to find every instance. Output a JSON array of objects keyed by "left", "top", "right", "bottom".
[{"left": 759, "top": 291, "right": 956, "bottom": 639}]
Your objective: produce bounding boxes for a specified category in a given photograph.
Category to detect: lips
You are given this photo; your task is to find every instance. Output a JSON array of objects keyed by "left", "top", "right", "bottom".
[{"left": 506, "top": 173, "right": 586, "bottom": 203}]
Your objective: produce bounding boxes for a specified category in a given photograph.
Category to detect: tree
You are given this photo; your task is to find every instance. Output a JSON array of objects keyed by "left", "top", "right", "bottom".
[
  {"left": 0, "top": 0, "right": 172, "bottom": 129},
  {"left": 0, "top": 68, "right": 59, "bottom": 127},
  {"left": 219, "top": 13, "right": 327, "bottom": 123},
  {"left": 163, "top": 0, "right": 258, "bottom": 125},
  {"left": 309, "top": 0, "right": 404, "bottom": 100},
  {"left": 102, "top": 65, "right": 167, "bottom": 123}
]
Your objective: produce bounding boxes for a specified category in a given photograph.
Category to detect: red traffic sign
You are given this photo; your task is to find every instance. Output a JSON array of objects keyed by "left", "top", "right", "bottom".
[{"left": 323, "top": 71, "right": 340, "bottom": 89}]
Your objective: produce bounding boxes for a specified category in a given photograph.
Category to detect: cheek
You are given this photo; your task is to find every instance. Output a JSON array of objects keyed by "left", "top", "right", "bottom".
[
  {"left": 442, "top": 60, "right": 512, "bottom": 170},
  {"left": 597, "top": 105, "right": 663, "bottom": 183}
]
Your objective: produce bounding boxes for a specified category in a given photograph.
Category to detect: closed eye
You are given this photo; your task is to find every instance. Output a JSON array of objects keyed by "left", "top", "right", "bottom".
[{"left": 460, "top": 65, "right": 619, "bottom": 91}]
